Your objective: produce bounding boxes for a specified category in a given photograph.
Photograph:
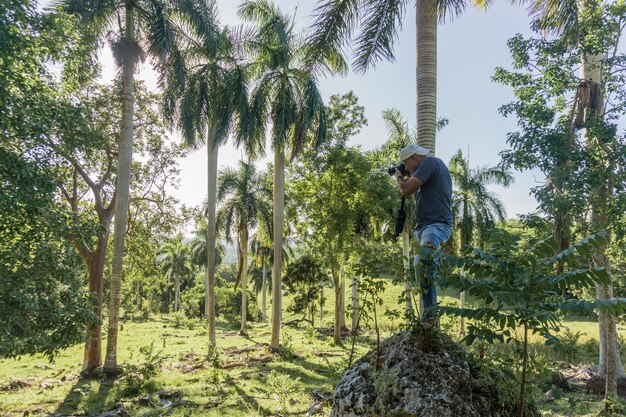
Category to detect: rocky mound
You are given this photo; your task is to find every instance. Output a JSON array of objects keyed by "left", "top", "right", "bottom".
[{"left": 331, "top": 328, "right": 524, "bottom": 417}]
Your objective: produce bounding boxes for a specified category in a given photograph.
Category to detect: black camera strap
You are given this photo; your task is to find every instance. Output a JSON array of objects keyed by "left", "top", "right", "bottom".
[{"left": 395, "top": 196, "right": 407, "bottom": 237}]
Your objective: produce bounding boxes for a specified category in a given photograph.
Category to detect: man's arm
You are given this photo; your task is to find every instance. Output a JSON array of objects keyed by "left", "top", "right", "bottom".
[{"left": 396, "top": 174, "right": 423, "bottom": 197}]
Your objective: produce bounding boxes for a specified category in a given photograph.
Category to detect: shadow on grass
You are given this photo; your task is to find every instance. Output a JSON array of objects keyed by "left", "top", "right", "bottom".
[
  {"left": 223, "top": 374, "right": 273, "bottom": 415},
  {"left": 52, "top": 373, "right": 116, "bottom": 416}
]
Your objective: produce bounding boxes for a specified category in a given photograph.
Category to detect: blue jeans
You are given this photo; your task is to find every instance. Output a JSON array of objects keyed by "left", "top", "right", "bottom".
[{"left": 413, "top": 223, "right": 452, "bottom": 319}]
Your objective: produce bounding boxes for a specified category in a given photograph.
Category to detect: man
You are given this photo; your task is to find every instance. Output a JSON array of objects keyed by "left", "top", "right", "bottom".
[{"left": 394, "top": 144, "right": 452, "bottom": 320}]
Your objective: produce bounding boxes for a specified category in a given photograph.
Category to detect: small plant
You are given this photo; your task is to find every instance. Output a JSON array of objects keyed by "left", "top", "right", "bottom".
[
  {"left": 555, "top": 329, "right": 584, "bottom": 363},
  {"left": 172, "top": 311, "right": 186, "bottom": 329},
  {"left": 120, "top": 341, "right": 163, "bottom": 397},
  {"left": 264, "top": 370, "right": 301, "bottom": 412}
]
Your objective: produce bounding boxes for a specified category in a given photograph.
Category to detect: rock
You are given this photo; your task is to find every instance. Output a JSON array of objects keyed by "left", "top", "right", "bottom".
[
  {"left": 545, "top": 389, "right": 555, "bottom": 402},
  {"left": 330, "top": 329, "right": 521, "bottom": 417},
  {"left": 585, "top": 375, "right": 626, "bottom": 398}
]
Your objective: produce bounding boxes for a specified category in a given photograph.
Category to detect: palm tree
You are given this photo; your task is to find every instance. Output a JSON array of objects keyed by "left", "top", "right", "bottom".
[
  {"left": 517, "top": 0, "right": 625, "bottom": 396},
  {"left": 308, "top": 0, "right": 488, "bottom": 155},
  {"left": 216, "top": 161, "right": 272, "bottom": 336},
  {"left": 162, "top": 1, "right": 250, "bottom": 352},
  {"left": 189, "top": 220, "right": 225, "bottom": 293},
  {"left": 59, "top": 0, "right": 193, "bottom": 373},
  {"left": 157, "top": 236, "right": 192, "bottom": 313},
  {"left": 449, "top": 149, "right": 513, "bottom": 334},
  {"left": 238, "top": 0, "right": 344, "bottom": 349}
]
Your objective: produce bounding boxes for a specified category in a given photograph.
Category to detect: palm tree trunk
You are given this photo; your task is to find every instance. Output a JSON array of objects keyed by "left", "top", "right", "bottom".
[
  {"left": 416, "top": 0, "right": 438, "bottom": 154},
  {"left": 261, "top": 254, "right": 267, "bottom": 323},
  {"left": 206, "top": 129, "right": 219, "bottom": 351},
  {"left": 103, "top": 7, "right": 135, "bottom": 374},
  {"left": 82, "top": 234, "right": 108, "bottom": 374},
  {"left": 579, "top": 0, "right": 624, "bottom": 394},
  {"left": 402, "top": 224, "right": 413, "bottom": 322},
  {"left": 270, "top": 148, "right": 285, "bottom": 349},
  {"left": 240, "top": 227, "right": 249, "bottom": 336}
]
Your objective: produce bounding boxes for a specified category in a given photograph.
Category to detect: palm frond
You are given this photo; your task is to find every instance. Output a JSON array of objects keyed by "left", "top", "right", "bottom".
[{"left": 353, "top": 0, "right": 406, "bottom": 73}]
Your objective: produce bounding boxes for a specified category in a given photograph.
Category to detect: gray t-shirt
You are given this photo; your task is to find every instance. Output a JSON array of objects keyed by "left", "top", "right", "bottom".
[{"left": 412, "top": 156, "right": 452, "bottom": 227}]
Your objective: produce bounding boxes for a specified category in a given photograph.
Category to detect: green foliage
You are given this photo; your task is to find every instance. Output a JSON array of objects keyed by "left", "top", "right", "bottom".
[
  {"left": 283, "top": 255, "right": 326, "bottom": 320},
  {"left": 120, "top": 342, "right": 163, "bottom": 397},
  {"left": 437, "top": 229, "right": 626, "bottom": 414},
  {"left": 0, "top": 0, "right": 95, "bottom": 359},
  {"left": 214, "top": 286, "right": 259, "bottom": 322},
  {"left": 263, "top": 370, "right": 301, "bottom": 412}
]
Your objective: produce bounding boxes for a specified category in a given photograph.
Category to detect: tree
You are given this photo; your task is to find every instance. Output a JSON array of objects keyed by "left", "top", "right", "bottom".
[
  {"left": 216, "top": 161, "right": 272, "bottom": 335},
  {"left": 60, "top": 0, "right": 192, "bottom": 373},
  {"left": 496, "top": 1, "right": 626, "bottom": 395},
  {"left": 163, "top": 1, "right": 249, "bottom": 352},
  {"left": 436, "top": 229, "right": 626, "bottom": 417},
  {"left": 238, "top": 0, "right": 344, "bottom": 349},
  {"left": 157, "top": 236, "right": 191, "bottom": 312},
  {"left": 0, "top": 0, "right": 93, "bottom": 363},
  {"left": 290, "top": 93, "right": 395, "bottom": 344},
  {"left": 449, "top": 149, "right": 513, "bottom": 334},
  {"left": 283, "top": 255, "right": 326, "bottom": 325},
  {"left": 308, "top": 0, "right": 488, "bottom": 154}
]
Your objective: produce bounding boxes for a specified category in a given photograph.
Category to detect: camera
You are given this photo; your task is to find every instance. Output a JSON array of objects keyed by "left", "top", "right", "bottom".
[{"left": 388, "top": 163, "right": 407, "bottom": 176}]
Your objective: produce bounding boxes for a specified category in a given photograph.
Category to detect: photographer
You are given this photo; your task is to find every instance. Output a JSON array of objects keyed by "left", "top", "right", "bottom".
[{"left": 393, "top": 144, "right": 452, "bottom": 321}]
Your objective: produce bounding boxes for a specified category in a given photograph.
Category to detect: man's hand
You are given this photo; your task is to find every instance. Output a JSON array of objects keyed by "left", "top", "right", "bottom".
[{"left": 396, "top": 173, "right": 424, "bottom": 197}]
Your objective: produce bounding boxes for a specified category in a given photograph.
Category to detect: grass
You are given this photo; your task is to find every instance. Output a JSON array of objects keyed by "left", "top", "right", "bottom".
[{"left": 1, "top": 278, "right": 625, "bottom": 416}]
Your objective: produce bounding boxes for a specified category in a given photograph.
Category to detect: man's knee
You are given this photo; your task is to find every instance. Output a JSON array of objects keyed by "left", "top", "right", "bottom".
[{"left": 422, "top": 241, "right": 437, "bottom": 250}]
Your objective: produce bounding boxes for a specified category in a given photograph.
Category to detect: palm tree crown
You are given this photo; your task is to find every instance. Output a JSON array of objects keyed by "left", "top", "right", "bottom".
[{"left": 449, "top": 149, "right": 514, "bottom": 248}]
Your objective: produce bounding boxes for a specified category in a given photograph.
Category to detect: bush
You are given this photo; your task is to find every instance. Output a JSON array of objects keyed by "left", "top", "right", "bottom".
[{"left": 215, "top": 285, "right": 259, "bottom": 321}]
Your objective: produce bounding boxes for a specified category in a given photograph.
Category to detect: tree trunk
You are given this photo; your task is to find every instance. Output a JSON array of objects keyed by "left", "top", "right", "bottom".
[
  {"left": 339, "top": 266, "right": 347, "bottom": 330},
  {"left": 579, "top": 0, "right": 625, "bottom": 394},
  {"left": 206, "top": 130, "right": 219, "bottom": 351},
  {"left": 270, "top": 149, "right": 285, "bottom": 349},
  {"left": 320, "top": 275, "right": 324, "bottom": 325},
  {"left": 402, "top": 224, "right": 413, "bottom": 322},
  {"left": 261, "top": 254, "right": 267, "bottom": 323},
  {"left": 135, "top": 280, "right": 141, "bottom": 312},
  {"left": 332, "top": 269, "right": 342, "bottom": 344},
  {"left": 350, "top": 276, "right": 359, "bottom": 335},
  {"left": 240, "top": 227, "right": 249, "bottom": 336},
  {"left": 174, "top": 275, "right": 180, "bottom": 312},
  {"left": 416, "top": 0, "right": 437, "bottom": 155},
  {"left": 103, "top": 7, "right": 135, "bottom": 374},
  {"left": 82, "top": 235, "right": 108, "bottom": 374}
]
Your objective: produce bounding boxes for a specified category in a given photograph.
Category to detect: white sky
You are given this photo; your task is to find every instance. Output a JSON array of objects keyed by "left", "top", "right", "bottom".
[{"left": 96, "top": 1, "right": 542, "bottom": 218}]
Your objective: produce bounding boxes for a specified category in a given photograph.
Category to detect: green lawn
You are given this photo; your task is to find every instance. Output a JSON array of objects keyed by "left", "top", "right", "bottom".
[{"left": 1, "top": 279, "right": 625, "bottom": 416}]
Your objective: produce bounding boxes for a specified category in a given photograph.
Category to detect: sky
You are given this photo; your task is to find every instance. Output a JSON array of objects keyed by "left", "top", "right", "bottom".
[{"left": 96, "top": 0, "right": 542, "bottom": 219}]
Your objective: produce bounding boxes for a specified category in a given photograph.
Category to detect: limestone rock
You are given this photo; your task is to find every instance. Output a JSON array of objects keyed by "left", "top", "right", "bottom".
[{"left": 331, "top": 329, "right": 514, "bottom": 417}]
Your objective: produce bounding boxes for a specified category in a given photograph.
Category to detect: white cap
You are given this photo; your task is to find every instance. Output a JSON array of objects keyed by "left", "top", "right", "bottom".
[{"left": 399, "top": 144, "right": 429, "bottom": 161}]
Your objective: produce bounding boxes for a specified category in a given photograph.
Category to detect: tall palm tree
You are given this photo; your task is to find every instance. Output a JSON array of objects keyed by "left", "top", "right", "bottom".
[
  {"left": 157, "top": 237, "right": 192, "bottom": 313},
  {"left": 518, "top": 0, "right": 624, "bottom": 395},
  {"left": 449, "top": 149, "right": 513, "bottom": 334},
  {"left": 308, "top": 0, "right": 488, "bottom": 155},
  {"left": 216, "top": 161, "right": 272, "bottom": 336},
  {"left": 59, "top": 0, "right": 192, "bottom": 373},
  {"left": 163, "top": 1, "right": 250, "bottom": 352},
  {"left": 238, "top": 0, "right": 344, "bottom": 348}
]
